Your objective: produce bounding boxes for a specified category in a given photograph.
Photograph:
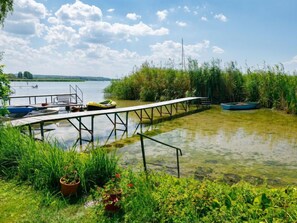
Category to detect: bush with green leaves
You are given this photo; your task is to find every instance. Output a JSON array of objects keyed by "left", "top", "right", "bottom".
[{"left": 93, "top": 170, "right": 297, "bottom": 222}]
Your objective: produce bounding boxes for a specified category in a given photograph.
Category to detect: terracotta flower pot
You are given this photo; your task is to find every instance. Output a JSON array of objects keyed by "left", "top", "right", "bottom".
[
  {"left": 60, "top": 178, "right": 80, "bottom": 196},
  {"left": 103, "top": 189, "right": 122, "bottom": 212}
]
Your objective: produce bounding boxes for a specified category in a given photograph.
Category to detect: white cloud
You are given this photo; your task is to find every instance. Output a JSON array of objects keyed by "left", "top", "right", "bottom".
[
  {"left": 55, "top": 0, "right": 102, "bottom": 26},
  {"left": 45, "top": 24, "right": 79, "bottom": 46},
  {"left": 184, "top": 6, "right": 190, "bottom": 13},
  {"left": 212, "top": 46, "right": 224, "bottom": 54},
  {"left": 282, "top": 56, "right": 297, "bottom": 73},
  {"left": 156, "top": 10, "right": 168, "bottom": 21},
  {"left": 149, "top": 40, "right": 210, "bottom": 63},
  {"left": 176, "top": 21, "right": 187, "bottom": 27},
  {"left": 0, "top": 1, "right": 226, "bottom": 78},
  {"left": 214, "top": 13, "right": 228, "bottom": 22},
  {"left": 79, "top": 21, "right": 169, "bottom": 44},
  {"left": 48, "top": 17, "right": 59, "bottom": 24},
  {"left": 284, "top": 56, "right": 297, "bottom": 65},
  {"left": 201, "top": 16, "right": 208, "bottom": 21},
  {"left": 126, "top": 13, "right": 141, "bottom": 21},
  {"left": 14, "top": 0, "right": 48, "bottom": 19},
  {"left": 2, "top": 0, "right": 48, "bottom": 35}
]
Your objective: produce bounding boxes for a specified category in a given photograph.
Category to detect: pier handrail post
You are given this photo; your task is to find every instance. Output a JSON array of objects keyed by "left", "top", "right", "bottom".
[
  {"left": 139, "top": 133, "right": 147, "bottom": 172},
  {"left": 137, "top": 133, "right": 182, "bottom": 178},
  {"left": 176, "top": 148, "right": 182, "bottom": 178}
]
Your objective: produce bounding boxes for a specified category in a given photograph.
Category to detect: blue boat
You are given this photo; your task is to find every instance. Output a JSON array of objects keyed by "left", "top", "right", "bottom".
[
  {"left": 221, "top": 102, "right": 259, "bottom": 110},
  {"left": 1, "top": 106, "right": 34, "bottom": 117}
]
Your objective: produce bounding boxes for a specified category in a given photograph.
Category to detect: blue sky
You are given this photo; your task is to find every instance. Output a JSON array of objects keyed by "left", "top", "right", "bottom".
[{"left": 0, "top": 0, "right": 296, "bottom": 78}]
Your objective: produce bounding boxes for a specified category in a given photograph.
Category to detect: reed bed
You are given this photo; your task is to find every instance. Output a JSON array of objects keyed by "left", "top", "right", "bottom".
[{"left": 105, "top": 60, "right": 297, "bottom": 114}]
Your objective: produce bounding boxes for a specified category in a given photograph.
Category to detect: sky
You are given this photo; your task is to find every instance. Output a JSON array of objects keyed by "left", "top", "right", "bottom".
[{"left": 0, "top": 0, "right": 297, "bottom": 78}]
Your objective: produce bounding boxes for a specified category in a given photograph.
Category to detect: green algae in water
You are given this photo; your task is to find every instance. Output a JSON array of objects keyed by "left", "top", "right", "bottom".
[{"left": 118, "top": 106, "right": 297, "bottom": 185}]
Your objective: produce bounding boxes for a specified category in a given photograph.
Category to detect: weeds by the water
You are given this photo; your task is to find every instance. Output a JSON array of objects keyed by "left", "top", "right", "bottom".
[
  {"left": 0, "top": 126, "right": 118, "bottom": 194},
  {"left": 105, "top": 59, "right": 297, "bottom": 114}
]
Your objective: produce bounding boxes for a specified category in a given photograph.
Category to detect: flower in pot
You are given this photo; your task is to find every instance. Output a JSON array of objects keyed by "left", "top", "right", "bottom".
[
  {"left": 60, "top": 165, "right": 80, "bottom": 197},
  {"left": 102, "top": 173, "right": 122, "bottom": 212}
]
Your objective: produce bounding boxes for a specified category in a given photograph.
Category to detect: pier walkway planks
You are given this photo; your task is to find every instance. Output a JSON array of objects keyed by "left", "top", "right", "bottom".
[{"left": 8, "top": 97, "right": 210, "bottom": 145}]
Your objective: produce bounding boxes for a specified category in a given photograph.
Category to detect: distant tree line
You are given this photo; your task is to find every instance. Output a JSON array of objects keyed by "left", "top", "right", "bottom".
[{"left": 17, "top": 71, "right": 33, "bottom": 79}]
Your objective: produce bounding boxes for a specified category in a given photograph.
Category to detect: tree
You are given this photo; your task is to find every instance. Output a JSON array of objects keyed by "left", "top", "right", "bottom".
[
  {"left": 0, "top": 62, "right": 12, "bottom": 116},
  {"left": 23, "top": 71, "right": 33, "bottom": 79},
  {"left": 17, "top": 71, "right": 23, "bottom": 78},
  {"left": 0, "top": 0, "right": 13, "bottom": 27},
  {"left": 0, "top": 1, "right": 14, "bottom": 116}
]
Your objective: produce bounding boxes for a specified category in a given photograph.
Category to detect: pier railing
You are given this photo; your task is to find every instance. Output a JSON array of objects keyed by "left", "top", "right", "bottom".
[
  {"left": 138, "top": 133, "right": 183, "bottom": 178},
  {"left": 7, "top": 84, "right": 83, "bottom": 106}
]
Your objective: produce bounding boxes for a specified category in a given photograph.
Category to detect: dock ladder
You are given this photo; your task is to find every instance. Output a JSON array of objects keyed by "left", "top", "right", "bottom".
[{"left": 69, "top": 84, "right": 83, "bottom": 105}]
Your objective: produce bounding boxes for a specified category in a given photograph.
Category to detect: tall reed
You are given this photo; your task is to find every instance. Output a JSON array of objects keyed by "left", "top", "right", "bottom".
[{"left": 105, "top": 59, "right": 297, "bottom": 114}]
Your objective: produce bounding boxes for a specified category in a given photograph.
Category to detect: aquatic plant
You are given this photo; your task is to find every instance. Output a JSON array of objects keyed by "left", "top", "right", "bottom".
[{"left": 105, "top": 59, "right": 297, "bottom": 114}]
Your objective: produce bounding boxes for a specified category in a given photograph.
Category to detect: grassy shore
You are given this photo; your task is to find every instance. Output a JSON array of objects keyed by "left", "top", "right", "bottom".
[
  {"left": 0, "top": 179, "right": 96, "bottom": 223},
  {"left": 1, "top": 126, "right": 297, "bottom": 222}
]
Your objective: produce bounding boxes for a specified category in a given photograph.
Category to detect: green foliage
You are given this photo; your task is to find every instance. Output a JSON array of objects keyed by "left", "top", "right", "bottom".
[
  {"left": 0, "top": 63, "right": 12, "bottom": 116},
  {"left": 0, "top": 126, "right": 118, "bottom": 193},
  {"left": 105, "top": 60, "right": 297, "bottom": 114},
  {"left": 0, "top": 126, "right": 28, "bottom": 177},
  {"left": 105, "top": 63, "right": 190, "bottom": 101},
  {"left": 23, "top": 70, "right": 33, "bottom": 79},
  {"left": 92, "top": 171, "right": 297, "bottom": 222},
  {"left": 0, "top": 0, "right": 13, "bottom": 26},
  {"left": 83, "top": 147, "right": 118, "bottom": 190},
  {"left": 17, "top": 71, "right": 23, "bottom": 78}
]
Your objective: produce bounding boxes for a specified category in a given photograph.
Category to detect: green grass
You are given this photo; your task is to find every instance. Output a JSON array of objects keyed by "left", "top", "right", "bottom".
[{"left": 0, "top": 179, "right": 96, "bottom": 223}]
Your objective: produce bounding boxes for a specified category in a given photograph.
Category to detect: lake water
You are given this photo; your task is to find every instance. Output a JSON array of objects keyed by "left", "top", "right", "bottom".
[{"left": 9, "top": 81, "right": 297, "bottom": 186}]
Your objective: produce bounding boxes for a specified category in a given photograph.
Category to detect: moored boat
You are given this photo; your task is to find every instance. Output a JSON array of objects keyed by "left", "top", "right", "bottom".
[
  {"left": 86, "top": 99, "right": 117, "bottom": 111},
  {"left": 1, "top": 106, "right": 34, "bottom": 118},
  {"left": 221, "top": 102, "right": 259, "bottom": 110}
]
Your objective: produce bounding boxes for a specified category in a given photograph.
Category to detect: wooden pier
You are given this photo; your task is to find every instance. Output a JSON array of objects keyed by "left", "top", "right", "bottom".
[
  {"left": 7, "top": 85, "right": 83, "bottom": 108},
  {"left": 8, "top": 97, "right": 210, "bottom": 145}
]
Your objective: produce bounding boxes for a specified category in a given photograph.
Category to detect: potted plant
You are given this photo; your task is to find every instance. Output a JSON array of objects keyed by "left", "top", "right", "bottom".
[
  {"left": 102, "top": 173, "right": 122, "bottom": 212},
  {"left": 60, "top": 164, "right": 80, "bottom": 196}
]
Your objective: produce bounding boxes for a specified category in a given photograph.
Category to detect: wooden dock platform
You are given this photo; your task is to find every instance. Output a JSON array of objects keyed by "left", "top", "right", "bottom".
[
  {"left": 7, "top": 97, "right": 210, "bottom": 145},
  {"left": 7, "top": 84, "right": 83, "bottom": 108}
]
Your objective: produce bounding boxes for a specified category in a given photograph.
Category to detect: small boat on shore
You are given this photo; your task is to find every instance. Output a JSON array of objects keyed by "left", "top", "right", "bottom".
[
  {"left": 86, "top": 99, "right": 117, "bottom": 111},
  {"left": 221, "top": 102, "right": 260, "bottom": 110},
  {"left": 2, "top": 106, "right": 34, "bottom": 118}
]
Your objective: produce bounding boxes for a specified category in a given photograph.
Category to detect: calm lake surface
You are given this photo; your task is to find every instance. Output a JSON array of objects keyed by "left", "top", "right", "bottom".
[{"left": 10, "top": 81, "right": 297, "bottom": 185}]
